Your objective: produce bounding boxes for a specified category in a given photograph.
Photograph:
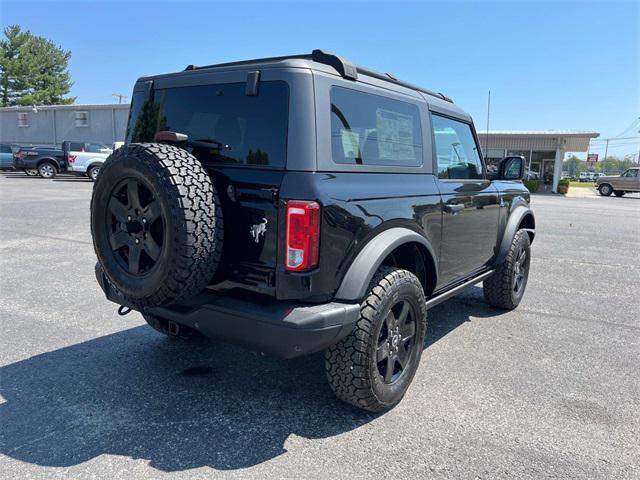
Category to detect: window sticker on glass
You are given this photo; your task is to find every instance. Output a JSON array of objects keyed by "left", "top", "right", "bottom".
[
  {"left": 340, "top": 130, "right": 360, "bottom": 159},
  {"left": 376, "top": 108, "right": 416, "bottom": 162}
]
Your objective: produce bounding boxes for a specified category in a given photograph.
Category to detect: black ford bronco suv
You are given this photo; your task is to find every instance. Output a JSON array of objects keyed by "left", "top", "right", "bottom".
[{"left": 91, "top": 50, "right": 535, "bottom": 412}]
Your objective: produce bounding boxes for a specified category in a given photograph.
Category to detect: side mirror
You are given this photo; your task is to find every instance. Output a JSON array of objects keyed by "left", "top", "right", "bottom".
[{"left": 488, "top": 156, "right": 525, "bottom": 181}]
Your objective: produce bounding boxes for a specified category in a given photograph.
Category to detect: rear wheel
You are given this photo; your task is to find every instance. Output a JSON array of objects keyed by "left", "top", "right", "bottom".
[
  {"left": 25, "top": 169, "right": 38, "bottom": 176},
  {"left": 613, "top": 190, "right": 624, "bottom": 197},
  {"left": 325, "top": 267, "right": 427, "bottom": 412},
  {"left": 598, "top": 184, "right": 613, "bottom": 196},
  {"left": 38, "top": 162, "right": 56, "bottom": 179},
  {"left": 88, "top": 165, "right": 100, "bottom": 181},
  {"left": 484, "top": 229, "right": 531, "bottom": 310}
]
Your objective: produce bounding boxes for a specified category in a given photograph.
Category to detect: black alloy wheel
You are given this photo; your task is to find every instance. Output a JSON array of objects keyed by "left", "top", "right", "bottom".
[
  {"left": 376, "top": 299, "right": 418, "bottom": 384},
  {"left": 512, "top": 244, "right": 529, "bottom": 295},
  {"left": 107, "top": 178, "right": 164, "bottom": 276}
]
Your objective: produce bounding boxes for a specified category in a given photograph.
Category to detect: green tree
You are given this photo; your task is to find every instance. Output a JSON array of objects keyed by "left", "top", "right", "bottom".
[
  {"left": 563, "top": 155, "right": 587, "bottom": 176},
  {"left": 0, "top": 25, "right": 75, "bottom": 106},
  {"left": 599, "top": 156, "right": 635, "bottom": 175}
]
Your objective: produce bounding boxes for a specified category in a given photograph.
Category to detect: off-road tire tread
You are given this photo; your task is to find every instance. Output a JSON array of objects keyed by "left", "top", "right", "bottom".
[
  {"left": 325, "top": 266, "right": 426, "bottom": 412},
  {"left": 92, "top": 143, "right": 223, "bottom": 308},
  {"left": 483, "top": 229, "right": 529, "bottom": 310}
]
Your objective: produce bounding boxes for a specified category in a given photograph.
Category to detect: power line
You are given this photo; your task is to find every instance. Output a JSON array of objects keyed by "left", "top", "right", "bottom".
[
  {"left": 612, "top": 117, "right": 640, "bottom": 138},
  {"left": 590, "top": 136, "right": 640, "bottom": 142}
]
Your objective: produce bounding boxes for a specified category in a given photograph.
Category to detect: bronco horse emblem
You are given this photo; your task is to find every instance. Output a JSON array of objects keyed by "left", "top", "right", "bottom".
[{"left": 249, "top": 218, "right": 268, "bottom": 243}]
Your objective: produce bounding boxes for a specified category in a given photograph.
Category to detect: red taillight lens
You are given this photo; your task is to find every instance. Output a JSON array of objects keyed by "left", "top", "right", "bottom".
[
  {"left": 285, "top": 200, "right": 320, "bottom": 272},
  {"left": 68, "top": 154, "right": 76, "bottom": 164},
  {"left": 15, "top": 151, "right": 26, "bottom": 160}
]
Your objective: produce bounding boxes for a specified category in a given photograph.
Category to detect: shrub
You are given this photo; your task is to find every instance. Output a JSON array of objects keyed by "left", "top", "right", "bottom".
[
  {"left": 558, "top": 178, "right": 570, "bottom": 187},
  {"left": 523, "top": 179, "right": 539, "bottom": 193}
]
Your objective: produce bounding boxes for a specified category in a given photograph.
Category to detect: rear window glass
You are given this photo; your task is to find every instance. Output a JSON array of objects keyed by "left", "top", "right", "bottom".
[
  {"left": 127, "top": 81, "right": 289, "bottom": 168},
  {"left": 85, "top": 143, "right": 108, "bottom": 153},
  {"left": 330, "top": 86, "right": 422, "bottom": 167}
]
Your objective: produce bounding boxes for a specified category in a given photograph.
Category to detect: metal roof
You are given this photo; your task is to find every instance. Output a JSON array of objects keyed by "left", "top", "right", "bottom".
[
  {"left": 0, "top": 104, "right": 130, "bottom": 111},
  {"left": 481, "top": 131, "right": 600, "bottom": 138},
  {"left": 477, "top": 131, "right": 600, "bottom": 152}
]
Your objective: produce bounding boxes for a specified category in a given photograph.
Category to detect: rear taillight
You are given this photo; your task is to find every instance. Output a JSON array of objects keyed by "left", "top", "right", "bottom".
[
  {"left": 68, "top": 155, "right": 76, "bottom": 164},
  {"left": 15, "top": 151, "right": 26, "bottom": 160},
  {"left": 285, "top": 200, "right": 320, "bottom": 272}
]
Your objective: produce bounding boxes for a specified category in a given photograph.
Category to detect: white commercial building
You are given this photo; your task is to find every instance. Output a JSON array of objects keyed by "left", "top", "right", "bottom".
[{"left": 478, "top": 131, "right": 600, "bottom": 193}]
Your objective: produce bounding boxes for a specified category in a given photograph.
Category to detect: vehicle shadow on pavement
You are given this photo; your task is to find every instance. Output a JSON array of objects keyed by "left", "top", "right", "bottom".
[{"left": 0, "top": 290, "right": 495, "bottom": 472}]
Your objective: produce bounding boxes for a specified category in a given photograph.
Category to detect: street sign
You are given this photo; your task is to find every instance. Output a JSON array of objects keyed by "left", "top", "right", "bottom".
[{"left": 587, "top": 154, "right": 598, "bottom": 162}]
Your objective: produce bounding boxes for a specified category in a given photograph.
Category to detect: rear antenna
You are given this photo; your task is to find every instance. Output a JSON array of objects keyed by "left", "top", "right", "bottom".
[{"left": 484, "top": 90, "right": 491, "bottom": 159}]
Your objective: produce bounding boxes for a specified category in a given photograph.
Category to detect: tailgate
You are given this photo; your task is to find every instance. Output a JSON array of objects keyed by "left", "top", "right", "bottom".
[{"left": 209, "top": 167, "right": 285, "bottom": 295}]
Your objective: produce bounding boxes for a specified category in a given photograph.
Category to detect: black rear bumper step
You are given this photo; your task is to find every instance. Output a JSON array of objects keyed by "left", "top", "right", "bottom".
[{"left": 95, "top": 263, "right": 360, "bottom": 359}]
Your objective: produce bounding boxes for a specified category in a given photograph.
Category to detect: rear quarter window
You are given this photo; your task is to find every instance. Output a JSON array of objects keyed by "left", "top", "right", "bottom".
[
  {"left": 127, "top": 81, "right": 289, "bottom": 168},
  {"left": 330, "top": 86, "right": 422, "bottom": 167}
]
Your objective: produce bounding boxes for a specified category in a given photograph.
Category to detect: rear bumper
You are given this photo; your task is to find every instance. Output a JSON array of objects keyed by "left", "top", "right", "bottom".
[{"left": 95, "top": 263, "right": 360, "bottom": 359}]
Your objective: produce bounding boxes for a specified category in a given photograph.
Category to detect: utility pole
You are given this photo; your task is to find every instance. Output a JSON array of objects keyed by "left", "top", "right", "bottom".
[
  {"left": 603, "top": 138, "right": 609, "bottom": 163},
  {"left": 112, "top": 93, "right": 128, "bottom": 104},
  {"left": 484, "top": 90, "right": 490, "bottom": 159}
]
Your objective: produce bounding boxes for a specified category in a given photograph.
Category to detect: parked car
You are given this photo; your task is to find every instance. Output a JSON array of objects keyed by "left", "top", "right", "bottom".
[
  {"left": 0, "top": 143, "right": 21, "bottom": 170},
  {"left": 596, "top": 167, "right": 640, "bottom": 196},
  {"left": 578, "top": 171, "right": 596, "bottom": 182},
  {"left": 65, "top": 141, "right": 113, "bottom": 181},
  {"left": 524, "top": 169, "right": 539, "bottom": 180},
  {"left": 90, "top": 50, "right": 535, "bottom": 412}
]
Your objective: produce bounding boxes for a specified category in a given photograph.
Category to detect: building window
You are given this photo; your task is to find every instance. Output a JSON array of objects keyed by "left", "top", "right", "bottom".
[
  {"left": 75, "top": 111, "right": 89, "bottom": 127},
  {"left": 17, "top": 112, "right": 29, "bottom": 127}
]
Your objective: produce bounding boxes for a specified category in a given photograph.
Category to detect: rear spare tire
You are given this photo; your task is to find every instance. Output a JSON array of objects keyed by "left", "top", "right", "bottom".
[{"left": 90, "top": 143, "right": 223, "bottom": 308}]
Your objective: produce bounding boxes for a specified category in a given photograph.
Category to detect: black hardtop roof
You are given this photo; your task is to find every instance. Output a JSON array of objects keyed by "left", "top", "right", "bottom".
[{"left": 168, "top": 49, "right": 453, "bottom": 104}]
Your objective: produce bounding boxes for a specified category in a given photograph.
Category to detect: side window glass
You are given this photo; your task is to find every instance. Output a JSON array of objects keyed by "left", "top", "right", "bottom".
[
  {"left": 330, "top": 86, "right": 422, "bottom": 167},
  {"left": 431, "top": 114, "right": 483, "bottom": 179},
  {"left": 622, "top": 169, "right": 637, "bottom": 178}
]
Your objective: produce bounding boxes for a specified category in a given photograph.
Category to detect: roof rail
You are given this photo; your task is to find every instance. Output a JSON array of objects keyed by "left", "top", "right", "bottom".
[{"left": 184, "top": 49, "right": 452, "bottom": 103}]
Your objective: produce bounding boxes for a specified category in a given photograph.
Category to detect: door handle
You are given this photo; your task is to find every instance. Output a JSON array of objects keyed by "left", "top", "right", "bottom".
[{"left": 444, "top": 204, "right": 464, "bottom": 214}]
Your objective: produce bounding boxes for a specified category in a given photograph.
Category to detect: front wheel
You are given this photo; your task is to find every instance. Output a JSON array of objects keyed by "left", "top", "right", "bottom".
[
  {"left": 38, "top": 162, "right": 56, "bottom": 179},
  {"left": 598, "top": 184, "right": 613, "bottom": 196},
  {"left": 484, "top": 229, "right": 531, "bottom": 310},
  {"left": 325, "top": 267, "right": 427, "bottom": 412},
  {"left": 25, "top": 169, "right": 38, "bottom": 176}
]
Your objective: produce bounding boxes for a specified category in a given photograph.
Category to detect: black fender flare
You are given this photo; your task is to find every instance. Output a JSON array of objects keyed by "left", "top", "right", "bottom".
[
  {"left": 334, "top": 227, "right": 437, "bottom": 302},
  {"left": 37, "top": 157, "right": 61, "bottom": 171},
  {"left": 495, "top": 206, "right": 535, "bottom": 265}
]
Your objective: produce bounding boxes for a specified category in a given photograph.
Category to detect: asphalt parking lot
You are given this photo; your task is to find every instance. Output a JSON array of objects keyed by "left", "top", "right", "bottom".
[{"left": 0, "top": 171, "right": 638, "bottom": 479}]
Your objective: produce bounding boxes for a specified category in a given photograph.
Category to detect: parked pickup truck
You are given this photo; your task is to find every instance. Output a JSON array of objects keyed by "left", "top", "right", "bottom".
[
  {"left": 65, "top": 141, "right": 113, "bottom": 181},
  {"left": 596, "top": 167, "right": 640, "bottom": 196},
  {"left": 14, "top": 145, "right": 66, "bottom": 178},
  {"left": 15, "top": 141, "right": 111, "bottom": 179}
]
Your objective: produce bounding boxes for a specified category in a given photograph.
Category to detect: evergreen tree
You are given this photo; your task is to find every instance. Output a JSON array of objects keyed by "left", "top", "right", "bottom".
[{"left": 0, "top": 25, "right": 75, "bottom": 106}]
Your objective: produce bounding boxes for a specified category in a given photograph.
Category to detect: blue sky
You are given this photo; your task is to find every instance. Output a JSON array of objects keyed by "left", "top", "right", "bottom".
[{"left": 2, "top": 1, "right": 639, "bottom": 158}]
